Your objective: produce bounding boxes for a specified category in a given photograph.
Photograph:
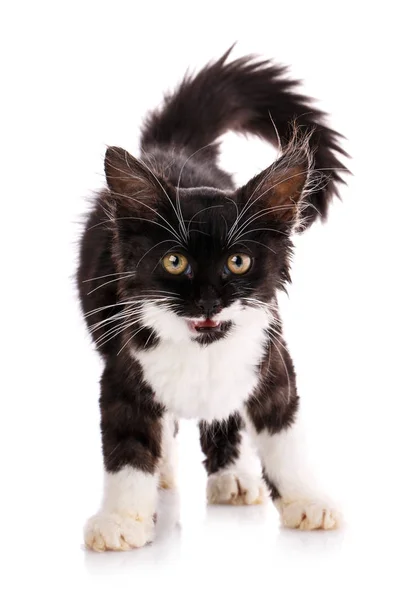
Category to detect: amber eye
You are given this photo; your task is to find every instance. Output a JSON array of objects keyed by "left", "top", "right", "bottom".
[
  {"left": 162, "top": 253, "right": 190, "bottom": 275},
  {"left": 225, "top": 253, "right": 252, "bottom": 275}
]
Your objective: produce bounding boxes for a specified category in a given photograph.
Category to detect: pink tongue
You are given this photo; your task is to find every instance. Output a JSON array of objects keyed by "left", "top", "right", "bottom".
[{"left": 196, "top": 318, "right": 218, "bottom": 328}]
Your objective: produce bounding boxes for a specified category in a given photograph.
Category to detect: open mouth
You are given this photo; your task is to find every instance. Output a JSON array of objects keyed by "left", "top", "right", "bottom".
[{"left": 188, "top": 318, "right": 222, "bottom": 334}]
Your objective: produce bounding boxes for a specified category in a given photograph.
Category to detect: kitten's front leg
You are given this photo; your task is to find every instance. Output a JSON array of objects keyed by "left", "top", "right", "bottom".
[
  {"left": 84, "top": 361, "right": 163, "bottom": 552},
  {"left": 246, "top": 338, "right": 341, "bottom": 530},
  {"left": 199, "top": 414, "right": 266, "bottom": 505},
  {"left": 159, "top": 414, "right": 179, "bottom": 490}
]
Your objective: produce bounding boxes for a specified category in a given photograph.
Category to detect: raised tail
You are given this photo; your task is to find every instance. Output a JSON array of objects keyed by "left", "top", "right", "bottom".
[{"left": 141, "top": 47, "right": 348, "bottom": 227}]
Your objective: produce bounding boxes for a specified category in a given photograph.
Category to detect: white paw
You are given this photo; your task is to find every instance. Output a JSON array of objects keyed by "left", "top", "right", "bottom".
[
  {"left": 276, "top": 498, "right": 341, "bottom": 530},
  {"left": 207, "top": 471, "right": 267, "bottom": 506},
  {"left": 84, "top": 512, "right": 155, "bottom": 552}
]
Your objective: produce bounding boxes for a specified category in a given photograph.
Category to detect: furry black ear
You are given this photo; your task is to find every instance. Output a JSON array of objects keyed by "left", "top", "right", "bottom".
[
  {"left": 104, "top": 146, "right": 167, "bottom": 216},
  {"left": 238, "top": 145, "right": 311, "bottom": 226}
]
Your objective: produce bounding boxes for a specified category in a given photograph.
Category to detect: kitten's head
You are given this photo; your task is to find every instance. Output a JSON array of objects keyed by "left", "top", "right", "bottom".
[{"left": 103, "top": 139, "right": 313, "bottom": 347}]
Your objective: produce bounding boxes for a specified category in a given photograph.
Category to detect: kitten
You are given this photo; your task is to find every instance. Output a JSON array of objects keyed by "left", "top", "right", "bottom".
[{"left": 78, "top": 48, "right": 347, "bottom": 551}]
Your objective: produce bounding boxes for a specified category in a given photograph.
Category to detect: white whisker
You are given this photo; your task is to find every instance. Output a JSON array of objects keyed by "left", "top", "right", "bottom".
[
  {"left": 87, "top": 273, "right": 136, "bottom": 295},
  {"left": 186, "top": 205, "right": 224, "bottom": 238},
  {"left": 84, "top": 296, "right": 177, "bottom": 318},
  {"left": 96, "top": 316, "right": 144, "bottom": 346},
  {"left": 136, "top": 239, "right": 178, "bottom": 269},
  {"left": 135, "top": 154, "right": 186, "bottom": 243},
  {"left": 268, "top": 330, "right": 292, "bottom": 406},
  {"left": 83, "top": 271, "right": 136, "bottom": 283},
  {"left": 230, "top": 237, "right": 277, "bottom": 252},
  {"left": 88, "top": 307, "right": 146, "bottom": 334}
]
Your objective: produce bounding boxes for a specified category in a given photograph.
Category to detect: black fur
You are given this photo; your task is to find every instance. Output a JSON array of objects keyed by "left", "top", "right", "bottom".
[
  {"left": 262, "top": 469, "right": 281, "bottom": 501},
  {"left": 77, "top": 49, "right": 347, "bottom": 501},
  {"left": 100, "top": 354, "right": 164, "bottom": 473},
  {"left": 142, "top": 47, "right": 348, "bottom": 226},
  {"left": 199, "top": 414, "right": 244, "bottom": 475}
]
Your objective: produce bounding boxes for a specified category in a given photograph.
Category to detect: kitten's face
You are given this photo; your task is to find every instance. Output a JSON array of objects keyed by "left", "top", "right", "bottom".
[{"left": 104, "top": 147, "right": 309, "bottom": 345}]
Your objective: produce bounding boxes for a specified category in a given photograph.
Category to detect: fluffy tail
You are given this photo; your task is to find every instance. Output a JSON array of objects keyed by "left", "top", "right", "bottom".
[{"left": 141, "top": 47, "right": 348, "bottom": 227}]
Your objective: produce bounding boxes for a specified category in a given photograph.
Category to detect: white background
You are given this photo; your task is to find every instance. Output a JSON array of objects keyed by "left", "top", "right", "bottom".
[{"left": 2, "top": 1, "right": 399, "bottom": 598}]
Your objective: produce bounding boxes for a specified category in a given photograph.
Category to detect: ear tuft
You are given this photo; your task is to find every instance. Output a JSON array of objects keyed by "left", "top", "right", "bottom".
[
  {"left": 265, "top": 161, "right": 309, "bottom": 223},
  {"left": 104, "top": 146, "right": 155, "bottom": 197},
  {"left": 237, "top": 132, "right": 314, "bottom": 227},
  {"left": 103, "top": 146, "right": 171, "bottom": 222}
]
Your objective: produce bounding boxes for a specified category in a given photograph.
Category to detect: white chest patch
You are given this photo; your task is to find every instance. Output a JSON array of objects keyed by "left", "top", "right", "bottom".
[{"left": 132, "top": 303, "right": 270, "bottom": 421}]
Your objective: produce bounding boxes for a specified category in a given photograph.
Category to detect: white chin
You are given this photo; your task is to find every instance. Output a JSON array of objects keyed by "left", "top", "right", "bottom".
[{"left": 140, "top": 300, "right": 246, "bottom": 343}]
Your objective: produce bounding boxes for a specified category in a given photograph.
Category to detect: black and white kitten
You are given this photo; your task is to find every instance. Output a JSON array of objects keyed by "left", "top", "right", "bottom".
[{"left": 78, "top": 49, "right": 347, "bottom": 551}]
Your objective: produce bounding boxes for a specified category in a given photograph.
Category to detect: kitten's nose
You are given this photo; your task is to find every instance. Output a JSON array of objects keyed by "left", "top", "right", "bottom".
[{"left": 196, "top": 298, "right": 222, "bottom": 317}]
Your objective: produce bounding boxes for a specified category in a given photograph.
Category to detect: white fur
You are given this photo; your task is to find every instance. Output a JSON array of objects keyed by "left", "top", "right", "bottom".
[
  {"left": 133, "top": 301, "right": 271, "bottom": 420},
  {"left": 275, "top": 498, "right": 340, "bottom": 530},
  {"left": 159, "top": 413, "right": 178, "bottom": 490},
  {"left": 84, "top": 467, "right": 158, "bottom": 551},
  {"left": 207, "top": 430, "right": 267, "bottom": 505},
  {"left": 245, "top": 413, "right": 340, "bottom": 529}
]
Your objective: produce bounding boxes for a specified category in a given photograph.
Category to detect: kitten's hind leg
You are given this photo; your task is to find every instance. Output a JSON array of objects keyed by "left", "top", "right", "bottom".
[{"left": 199, "top": 414, "right": 267, "bottom": 506}]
